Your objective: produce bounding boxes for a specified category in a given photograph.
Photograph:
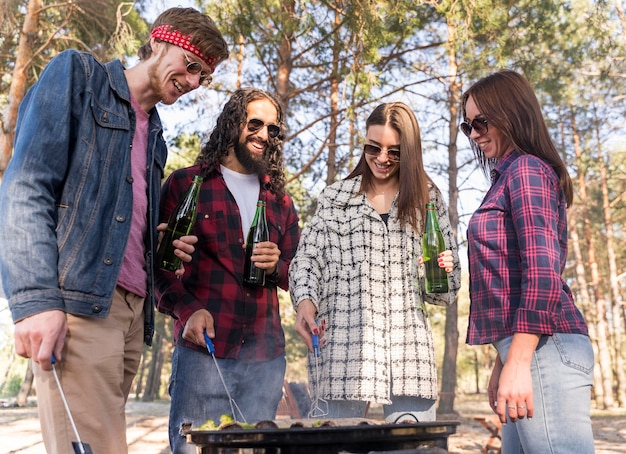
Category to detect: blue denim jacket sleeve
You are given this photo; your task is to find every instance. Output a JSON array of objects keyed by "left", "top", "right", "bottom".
[{"left": 0, "top": 50, "right": 164, "bottom": 324}]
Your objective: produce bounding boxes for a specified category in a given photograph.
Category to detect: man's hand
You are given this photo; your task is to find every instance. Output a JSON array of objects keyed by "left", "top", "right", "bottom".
[
  {"left": 248, "top": 241, "right": 281, "bottom": 273},
  {"left": 14, "top": 310, "right": 67, "bottom": 371},
  {"left": 182, "top": 309, "right": 215, "bottom": 346},
  {"left": 157, "top": 222, "right": 198, "bottom": 276}
]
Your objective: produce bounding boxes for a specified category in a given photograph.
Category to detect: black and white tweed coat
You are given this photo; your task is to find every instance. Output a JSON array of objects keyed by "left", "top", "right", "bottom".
[{"left": 289, "top": 176, "right": 461, "bottom": 403}]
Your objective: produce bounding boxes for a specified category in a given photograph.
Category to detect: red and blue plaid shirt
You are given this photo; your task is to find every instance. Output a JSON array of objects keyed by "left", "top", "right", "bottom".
[
  {"left": 156, "top": 165, "right": 300, "bottom": 361},
  {"left": 466, "top": 151, "right": 588, "bottom": 345}
]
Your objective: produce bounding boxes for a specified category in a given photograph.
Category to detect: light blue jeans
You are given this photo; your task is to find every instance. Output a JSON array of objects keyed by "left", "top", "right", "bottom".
[
  {"left": 326, "top": 394, "right": 436, "bottom": 422},
  {"left": 168, "top": 345, "right": 286, "bottom": 454},
  {"left": 494, "top": 333, "right": 595, "bottom": 454}
]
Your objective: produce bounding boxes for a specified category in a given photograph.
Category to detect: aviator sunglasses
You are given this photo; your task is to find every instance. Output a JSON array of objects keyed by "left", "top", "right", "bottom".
[
  {"left": 246, "top": 118, "right": 281, "bottom": 139},
  {"left": 460, "top": 117, "right": 489, "bottom": 137},
  {"left": 181, "top": 49, "right": 212, "bottom": 87},
  {"left": 363, "top": 144, "right": 401, "bottom": 163}
]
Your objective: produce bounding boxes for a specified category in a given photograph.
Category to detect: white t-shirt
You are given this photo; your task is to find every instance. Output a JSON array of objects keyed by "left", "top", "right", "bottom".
[{"left": 220, "top": 165, "right": 260, "bottom": 237}]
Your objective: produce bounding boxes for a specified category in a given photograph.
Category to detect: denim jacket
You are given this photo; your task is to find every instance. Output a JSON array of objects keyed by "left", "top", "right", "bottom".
[{"left": 0, "top": 50, "right": 166, "bottom": 345}]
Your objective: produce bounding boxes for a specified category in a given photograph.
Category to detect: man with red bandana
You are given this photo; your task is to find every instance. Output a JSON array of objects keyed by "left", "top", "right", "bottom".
[
  {"left": 0, "top": 7, "right": 228, "bottom": 454},
  {"left": 156, "top": 88, "right": 300, "bottom": 453}
]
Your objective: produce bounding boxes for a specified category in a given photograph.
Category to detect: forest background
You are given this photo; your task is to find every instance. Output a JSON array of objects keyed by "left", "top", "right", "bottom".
[{"left": 0, "top": 0, "right": 625, "bottom": 416}]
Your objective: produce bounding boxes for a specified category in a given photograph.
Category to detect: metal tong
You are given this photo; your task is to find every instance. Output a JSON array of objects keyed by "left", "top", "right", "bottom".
[
  {"left": 203, "top": 330, "right": 247, "bottom": 423},
  {"left": 51, "top": 354, "right": 93, "bottom": 454},
  {"left": 308, "top": 330, "right": 328, "bottom": 418}
]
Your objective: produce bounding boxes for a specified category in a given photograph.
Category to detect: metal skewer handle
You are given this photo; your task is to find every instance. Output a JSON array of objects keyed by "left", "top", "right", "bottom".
[
  {"left": 203, "top": 331, "right": 247, "bottom": 423},
  {"left": 51, "top": 354, "right": 92, "bottom": 454}
]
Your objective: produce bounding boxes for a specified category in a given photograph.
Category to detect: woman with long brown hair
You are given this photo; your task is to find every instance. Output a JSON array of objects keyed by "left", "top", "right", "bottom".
[
  {"left": 290, "top": 102, "right": 461, "bottom": 422},
  {"left": 462, "top": 70, "right": 594, "bottom": 453}
]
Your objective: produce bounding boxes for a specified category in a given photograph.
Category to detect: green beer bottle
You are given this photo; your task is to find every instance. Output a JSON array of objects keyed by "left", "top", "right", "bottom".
[
  {"left": 422, "top": 202, "right": 449, "bottom": 293},
  {"left": 243, "top": 200, "right": 269, "bottom": 286},
  {"left": 157, "top": 175, "right": 203, "bottom": 272}
]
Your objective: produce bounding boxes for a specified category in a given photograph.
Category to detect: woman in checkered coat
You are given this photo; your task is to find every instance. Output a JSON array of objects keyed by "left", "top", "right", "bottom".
[{"left": 289, "top": 102, "right": 461, "bottom": 422}]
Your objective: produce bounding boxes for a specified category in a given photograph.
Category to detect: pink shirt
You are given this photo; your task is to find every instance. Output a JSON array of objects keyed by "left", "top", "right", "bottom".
[{"left": 117, "top": 96, "right": 149, "bottom": 297}]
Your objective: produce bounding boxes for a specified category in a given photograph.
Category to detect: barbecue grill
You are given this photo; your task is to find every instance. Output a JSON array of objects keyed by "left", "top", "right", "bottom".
[{"left": 187, "top": 418, "right": 460, "bottom": 453}]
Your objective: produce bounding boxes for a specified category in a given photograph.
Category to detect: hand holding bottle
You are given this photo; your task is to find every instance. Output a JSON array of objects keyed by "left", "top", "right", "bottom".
[
  {"left": 247, "top": 241, "right": 281, "bottom": 270},
  {"left": 422, "top": 203, "right": 450, "bottom": 293},
  {"left": 244, "top": 200, "right": 274, "bottom": 286},
  {"left": 417, "top": 250, "right": 454, "bottom": 273},
  {"left": 156, "top": 223, "right": 198, "bottom": 276},
  {"left": 157, "top": 175, "right": 202, "bottom": 272}
]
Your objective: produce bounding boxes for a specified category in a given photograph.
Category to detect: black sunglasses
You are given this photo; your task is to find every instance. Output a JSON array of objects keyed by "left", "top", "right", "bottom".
[
  {"left": 363, "top": 144, "right": 401, "bottom": 163},
  {"left": 460, "top": 117, "right": 489, "bottom": 137},
  {"left": 181, "top": 49, "right": 212, "bottom": 87},
  {"left": 246, "top": 118, "right": 281, "bottom": 139}
]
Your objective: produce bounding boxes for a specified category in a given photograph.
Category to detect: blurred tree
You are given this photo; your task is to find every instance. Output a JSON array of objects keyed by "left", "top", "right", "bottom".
[{"left": 0, "top": 0, "right": 147, "bottom": 176}]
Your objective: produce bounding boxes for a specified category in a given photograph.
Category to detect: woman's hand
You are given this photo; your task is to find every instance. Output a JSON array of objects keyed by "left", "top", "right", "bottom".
[
  {"left": 438, "top": 250, "right": 454, "bottom": 273},
  {"left": 417, "top": 250, "right": 454, "bottom": 273},
  {"left": 294, "top": 299, "right": 323, "bottom": 353},
  {"left": 494, "top": 333, "right": 539, "bottom": 423}
]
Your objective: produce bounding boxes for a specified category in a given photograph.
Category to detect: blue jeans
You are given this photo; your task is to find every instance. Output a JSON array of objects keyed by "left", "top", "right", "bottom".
[
  {"left": 168, "top": 345, "right": 286, "bottom": 454},
  {"left": 494, "top": 333, "right": 595, "bottom": 454},
  {"left": 326, "top": 395, "right": 436, "bottom": 422}
]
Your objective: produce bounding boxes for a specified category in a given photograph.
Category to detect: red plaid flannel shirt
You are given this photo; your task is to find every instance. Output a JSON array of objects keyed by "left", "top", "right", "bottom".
[{"left": 156, "top": 165, "right": 300, "bottom": 361}]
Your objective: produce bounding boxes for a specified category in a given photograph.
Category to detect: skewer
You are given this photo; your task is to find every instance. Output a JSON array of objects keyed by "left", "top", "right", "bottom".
[
  {"left": 203, "top": 331, "right": 247, "bottom": 423},
  {"left": 308, "top": 331, "right": 328, "bottom": 418},
  {"left": 51, "top": 354, "right": 93, "bottom": 454}
]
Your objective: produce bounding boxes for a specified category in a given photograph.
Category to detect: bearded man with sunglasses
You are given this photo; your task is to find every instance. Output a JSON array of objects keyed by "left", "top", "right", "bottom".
[
  {"left": 0, "top": 7, "right": 228, "bottom": 454},
  {"left": 156, "top": 88, "right": 300, "bottom": 453}
]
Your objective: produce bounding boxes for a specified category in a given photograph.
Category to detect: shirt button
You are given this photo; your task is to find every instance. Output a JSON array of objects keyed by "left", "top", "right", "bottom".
[
  {"left": 91, "top": 304, "right": 103, "bottom": 313},
  {"left": 116, "top": 215, "right": 126, "bottom": 222},
  {"left": 103, "top": 258, "right": 113, "bottom": 265}
]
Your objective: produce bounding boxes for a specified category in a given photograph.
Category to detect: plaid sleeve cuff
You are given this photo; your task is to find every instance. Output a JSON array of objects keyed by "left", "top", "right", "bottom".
[{"left": 513, "top": 308, "right": 555, "bottom": 335}]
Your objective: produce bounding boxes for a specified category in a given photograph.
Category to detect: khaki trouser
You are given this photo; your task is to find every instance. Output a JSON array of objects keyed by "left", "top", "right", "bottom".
[{"left": 34, "top": 286, "right": 145, "bottom": 454}]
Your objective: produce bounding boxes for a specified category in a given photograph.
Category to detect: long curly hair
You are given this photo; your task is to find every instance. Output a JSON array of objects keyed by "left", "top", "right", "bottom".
[{"left": 195, "top": 88, "right": 287, "bottom": 202}]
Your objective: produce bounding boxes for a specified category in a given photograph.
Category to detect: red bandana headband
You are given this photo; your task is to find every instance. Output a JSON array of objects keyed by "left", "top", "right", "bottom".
[{"left": 151, "top": 25, "right": 218, "bottom": 74}]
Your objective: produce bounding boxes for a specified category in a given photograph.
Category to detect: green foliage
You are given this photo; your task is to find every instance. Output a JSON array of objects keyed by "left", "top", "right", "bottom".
[
  {"left": 2, "top": 0, "right": 625, "bottom": 404},
  {"left": 0, "top": 374, "right": 23, "bottom": 397},
  {"left": 164, "top": 132, "right": 203, "bottom": 177},
  {"left": 0, "top": 0, "right": 150, "bottom": 100},
  {"left": 279, "top": 290, "right": 309, "bottom": 382}
]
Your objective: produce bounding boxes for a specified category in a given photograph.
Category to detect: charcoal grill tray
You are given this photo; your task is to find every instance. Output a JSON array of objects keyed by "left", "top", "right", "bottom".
[{"left": 188, "top": 420, "right": 459, "bottom": 453}]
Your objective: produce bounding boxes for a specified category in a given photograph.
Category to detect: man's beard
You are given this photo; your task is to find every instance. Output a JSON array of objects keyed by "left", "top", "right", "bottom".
[
  {"left": 147, "top": 55, "right": 176, "bottom": 105},
  {"left": 235, "top": 139, "right": 269, "bottom": 176}
]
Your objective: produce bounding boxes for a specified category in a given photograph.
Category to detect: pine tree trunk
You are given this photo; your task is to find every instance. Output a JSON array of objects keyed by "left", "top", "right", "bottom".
[
  {"left": 16, "top": 359, "right": 34, "bottom": 406},
  {"left": 438, "top": 19, "right": 461, "bottom": 415},
  {"left": 142, "top": 333, "right": 163, "bottom": 402},
  {"left": 569, "top": 108, "right": 615, "bottom": 408},
  {"left": 0, "top": 0, "right": 42, "bottom": 177}
]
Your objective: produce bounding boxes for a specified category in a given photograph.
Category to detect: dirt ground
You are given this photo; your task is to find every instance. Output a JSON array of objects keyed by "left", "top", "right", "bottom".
[
  {"left": 443, "top": 393, "right": 626, "bottom": 453},
  {"left": 1, "top": 393, "right": 624, "bottom": 453}
]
